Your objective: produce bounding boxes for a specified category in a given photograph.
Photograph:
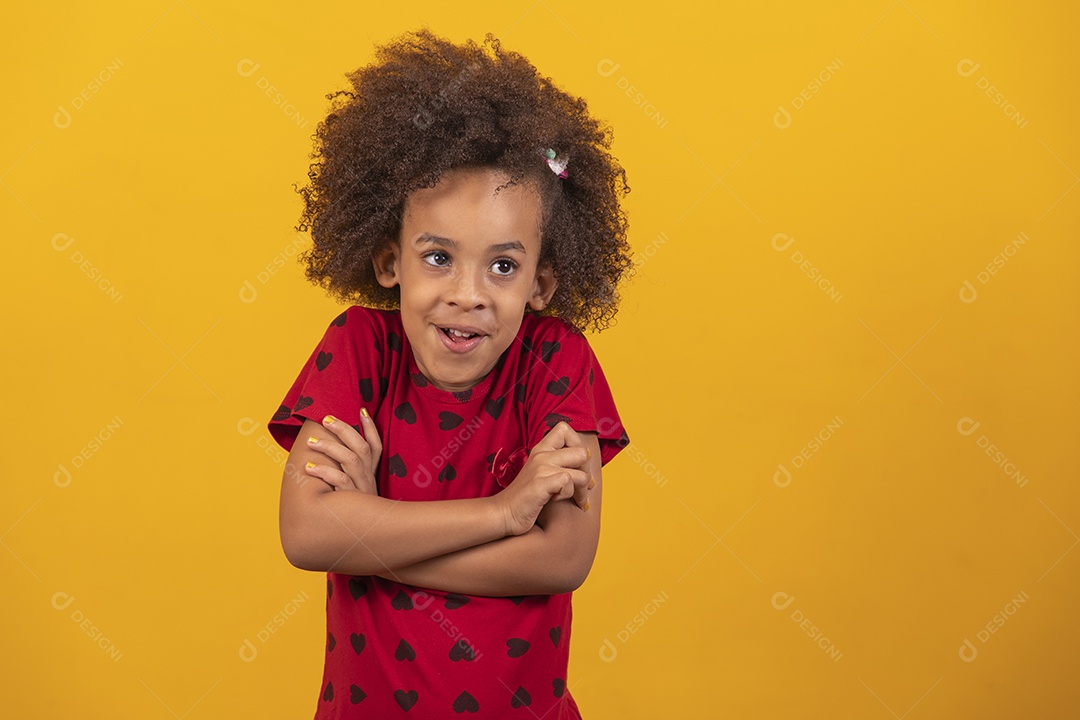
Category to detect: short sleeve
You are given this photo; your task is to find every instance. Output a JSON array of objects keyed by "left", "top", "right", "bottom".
[
  {"left": 524, "top": 321, "right": 629, "bottom": 466},
  {"left": 266, "top": 307, "right": 382, "bottom": 453}
]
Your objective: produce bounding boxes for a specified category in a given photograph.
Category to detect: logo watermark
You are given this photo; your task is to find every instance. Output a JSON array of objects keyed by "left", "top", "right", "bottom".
[
  {"left": 599, "top": 590, "right": 669, "bottom": 661},
  {"left": 959, "top": 590, "right": 1029, "bottom": 662},
  {"left": 239, "top": 591, "right": 310, "bottom": 662},
  {"left": 54, "top": 415, "right": 124, "bottom": 488},
  {"left": 53, "top": 58, "right": 123, "bottom": 129},
  {"left": 958, "top": 232, "right": 1029, "bottom": 303},
  {"left": 774, "top": 416, "right": 843, "bottom": 487},
  {"left": 957, "top": 59, "right": 1029, "bottom": 130},
  {"left": 238, "top": 235, "right": 307, "bottom": 303},
  {"left": 52, "top": 591, "right": 123, "bottom": 661},
  {"left": 236, "top": 59, "right": 309, "bottom": 129},
  {"left": 957, "top": 417, "right": 1028, "bottom": 487},
  {"left": 771, "top": 233, "right": 843, "bottom": 303},
  {"left": 772, "top": 591, "right": 842, "bottom": 662},
  {"left": 237, "top": 417, "right": 286, "bottom": 466},
  {"left": 774, "top": 58, "right": 843, "bottom": 129},
  {"left": 597, "top": 60, "right": 669, "bottom": 129},
  {"left": 51, "top": 233, "right": 123, "bottom": 303}
]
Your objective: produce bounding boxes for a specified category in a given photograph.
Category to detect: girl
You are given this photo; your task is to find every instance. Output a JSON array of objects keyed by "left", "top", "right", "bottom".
[{"left": 267, "top": 28, "right": 632, "bottom": 719}]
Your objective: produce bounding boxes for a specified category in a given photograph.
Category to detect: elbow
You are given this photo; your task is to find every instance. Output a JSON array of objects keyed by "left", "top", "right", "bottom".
[
  {"left": 281, "top": 528, "right": 326, "bottom": 572},
  {"left": 548, "top": 540, "right": 597, "bottom": 594}
]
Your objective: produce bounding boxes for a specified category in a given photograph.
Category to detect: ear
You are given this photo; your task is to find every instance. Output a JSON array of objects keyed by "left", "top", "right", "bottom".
[
  {"left": 372, "top": 240, "right": 400, "bottom": 289},
  {"left": 527, "top": 262, "right": 558, "bottom": 311}
]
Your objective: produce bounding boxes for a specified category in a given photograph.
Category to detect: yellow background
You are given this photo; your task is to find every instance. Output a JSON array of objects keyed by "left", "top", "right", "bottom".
[{"left": 4, "top": 2, "right": 1078, "bottom": 717}]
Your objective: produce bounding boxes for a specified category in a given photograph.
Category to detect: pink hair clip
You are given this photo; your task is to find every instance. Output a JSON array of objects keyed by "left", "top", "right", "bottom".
[{"left": 542, "top": 147, "right": 569, "bottom": 179}]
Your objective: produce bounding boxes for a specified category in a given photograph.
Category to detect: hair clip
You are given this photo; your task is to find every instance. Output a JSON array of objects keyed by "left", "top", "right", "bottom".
[{"left": 542, "top": 147, "right": 569, "bottom": 179}]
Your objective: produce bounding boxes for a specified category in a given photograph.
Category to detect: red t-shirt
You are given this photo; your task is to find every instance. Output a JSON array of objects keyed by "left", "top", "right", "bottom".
[{"left": 267, "top": 306, "right": 629, "bottom": 719}]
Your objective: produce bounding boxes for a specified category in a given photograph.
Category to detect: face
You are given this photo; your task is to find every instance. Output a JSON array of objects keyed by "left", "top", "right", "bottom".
[{"left": 372, "top": 166, "right": 557, "bottom": 393}]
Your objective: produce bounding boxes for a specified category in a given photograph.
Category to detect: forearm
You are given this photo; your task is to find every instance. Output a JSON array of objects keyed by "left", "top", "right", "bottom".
[
  {"left": 376, "top": 499, "right": 597, "bottom": 596},
  {"left": 282, "top": 488, "right": 506, "bottom": 576}
]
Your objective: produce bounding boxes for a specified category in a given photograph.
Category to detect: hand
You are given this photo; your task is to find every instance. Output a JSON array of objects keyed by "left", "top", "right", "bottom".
[
  {"left": 495, "top": 422, "right": 592, "bottom": 537},
  {"left": 303, "top": 410, "right": 382, "bottom": 495}
]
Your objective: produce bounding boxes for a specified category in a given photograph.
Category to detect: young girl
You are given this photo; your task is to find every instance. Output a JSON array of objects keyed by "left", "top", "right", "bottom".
[{"left": 266, "top": 28, "right": 632, "bottom": 719}]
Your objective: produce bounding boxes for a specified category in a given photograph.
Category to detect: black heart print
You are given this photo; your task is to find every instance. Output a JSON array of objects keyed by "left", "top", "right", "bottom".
[
  {"left": 388, "top": 331, "right": 402, "bottom": 352},
  {"left": 327, "top": 631, "right": 335, "bottom": 652},
  {"left": 439, "top": 411, "right": 463, "bottom": 430},
  {"left": 546, "top": 377, "right": 570, "bottom": 396},
  {"left": 511, "top": 686, "right": 531, "bottom": 708},
  {"left": 549, "top": 626, "right": 561, "bottom": 647},
  {"left": 552, "top": 678, "right": 565, "bottom": 697},
  {"left": 359, "top": 378, "right": 373, "bottom": 403},
  {"left": 541, "top": 340, "right": 560, "bottom": 362},
  {"left": 395, "top": 639, "right": 416, "bottom": 661},
  {"left": 411, "top": 372, "right": 429, "bottom": 388},
  {"left": 349, "top": 684, "right": 366, "bottom": 704},
  {"left": 394, "top": 689, "right": 418, "bottom": 711},
  {"left": 452, "top": 691, "right": 479, "bottom": 713},
  {"left": 452, "top": 389, "right": 472, "bottom": 402},
  {"left": 294, "top": 396, "right": 313, "bottom": 412},
  {"left": 506, "top": 638, "right": 530, "bottom": 657},
  {"left": 272, "top": 404, "right": 291, "bottom": 421},
  {"left": 323, "top": 681, "right": 333, "bottom": 702},
  {"left": 445, "top": 593, "right": 469, "bottom": 610},
  {"left": 348, "top": 577, "right": 367, "bottom": 600},
  {"left": 449, "top": 640, "right": 476, "bottom": 662},
  {"left": 350, "top": 633, "right": 366, "bottom": 655},
  {"left": 391, "top": 590, "right": 414, "bottom": 610},
  {"left": 389, "top": 454, "right": 407, "bottom": 477},
  {"left": 316, "top": 351, "right": 332, "bottom": 371},
  {"left": 332, "top": 312, "right": 347, "bottom": 327},
  {"left": 438, "top": 465, "right": 456, "bottom": 482},
  {"left": 485, "top": 397, "right": 504, "bottom": 419},
  {"left": 395, "top": 402, "right": 417, "bottom": 424}
]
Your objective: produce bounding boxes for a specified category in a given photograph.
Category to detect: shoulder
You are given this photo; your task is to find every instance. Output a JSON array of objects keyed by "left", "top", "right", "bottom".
[
  {"left": 519, "top": 312, "right": 587, "bottom": 346},
  {"left": 331, "top": 306, "right": 402, "bottom": 341},
  {"left": 518, "top": 313, "right": 592, "bottom": 364}
]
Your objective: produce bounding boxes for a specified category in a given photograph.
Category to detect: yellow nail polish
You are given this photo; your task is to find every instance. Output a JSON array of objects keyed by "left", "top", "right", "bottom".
[
  {"left": 323, "top": 415, "right": 335, "bottom": 425},
  {"left": 361, "top": 407, "right": 370, "bottom": 418},
  {"left": 582, "top": 500, "right": 590, "bottom": 511},
  {"left": 307, "top": 436, "right": 318, "bottom": 444},
  {"left": 587, "top": 477, "right": 595, "bottom": 490},
  {"left": 305, "top": 461, "right": 316, "bottom": 469},
  {"left": 587, "top": 448, "right": 592, "bottom": 459}
]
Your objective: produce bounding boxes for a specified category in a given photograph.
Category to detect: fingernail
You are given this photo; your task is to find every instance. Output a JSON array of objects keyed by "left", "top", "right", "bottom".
[
  {"left": 305, "top": 461, "right": 316, "bottom": 469},
  {"left": 582, "top": 500, "right": 590, "bottom": 512},
  {"left": 361, "top": 407, "right": 370, "bottom": 418},
  {"left": 587, "top": 477, "right": 595, "bottom": 490},
  {"left": 307, "top": 436, "right": 318, "bottom": 445},
  {"left": 323, "top": 415, "right": 335, "bottom": 425},
  {"left": 587, "top": 449, "right": 592, "bottom": 459}
]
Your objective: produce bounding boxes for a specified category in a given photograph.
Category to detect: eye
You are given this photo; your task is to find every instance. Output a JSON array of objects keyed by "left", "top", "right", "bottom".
[
  {"left": 491, "top": 258, "right": 518, "bottom": 276},
  {"left": 422, "top": 251, "right": 450, "bottom": 267}
]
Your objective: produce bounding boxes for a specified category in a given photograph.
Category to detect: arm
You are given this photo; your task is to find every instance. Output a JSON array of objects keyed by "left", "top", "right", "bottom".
[
  {"left": 374, "top": 431, "right": 603, "bottom": 596},
  {"left": 280, "top": 416, "right": 591, "bottom": 577}
]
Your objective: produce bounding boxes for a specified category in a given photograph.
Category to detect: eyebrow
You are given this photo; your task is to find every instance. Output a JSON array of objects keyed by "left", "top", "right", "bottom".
[{"left": 415, "top": 233, "right": 527, "bottom": 254}]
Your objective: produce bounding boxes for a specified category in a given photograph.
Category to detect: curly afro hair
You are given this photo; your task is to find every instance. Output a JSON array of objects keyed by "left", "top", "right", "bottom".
[{"left": 293, "top": 28, "right": 633, "bottom": 333}]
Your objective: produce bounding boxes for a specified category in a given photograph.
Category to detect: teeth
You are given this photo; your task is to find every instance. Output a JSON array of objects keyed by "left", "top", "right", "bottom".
[{"left": 446, "top": 328, "right": 477, "bottom": 339}]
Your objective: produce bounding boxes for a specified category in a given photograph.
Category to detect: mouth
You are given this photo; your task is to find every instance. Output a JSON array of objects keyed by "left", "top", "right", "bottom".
[{"left": 435, "top": 324, "right": 488, "bottom": 353}]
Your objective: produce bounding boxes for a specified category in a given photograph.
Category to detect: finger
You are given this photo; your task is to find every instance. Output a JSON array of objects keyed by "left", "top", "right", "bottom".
[
  {"left": 307, "top": 434, "right": 364, "bottom": 470},
  {"left": 358, "top": 408, "right": 382, "bottom": 459},
  {"left": 571, "top": 469, "right": 593, "bottom": 511},
  {"left": 555, "top": 422, "right": 585, "bottom": 447},
  {"left": 321, "top": 414, "right": 367, "bottom": 448},
  {"left": 547, "top": 468, "right": 589, "bottom": 502},
  {"left": 541, "top": 445, "right": 591, "bottom": 471},
  {"left": 303, "top": 461, "right": 355, "bottom": 491}
]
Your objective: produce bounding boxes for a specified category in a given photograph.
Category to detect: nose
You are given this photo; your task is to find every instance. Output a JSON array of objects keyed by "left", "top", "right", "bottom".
[{"left": 445, "top": 267, "right": 489, "bottom": 310}]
